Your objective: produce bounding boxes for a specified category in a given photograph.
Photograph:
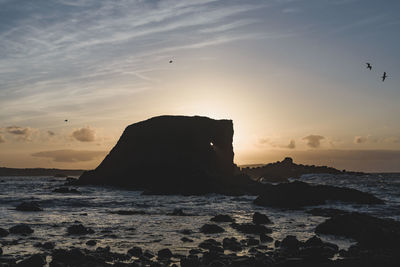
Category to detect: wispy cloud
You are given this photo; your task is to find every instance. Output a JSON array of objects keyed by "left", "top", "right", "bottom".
[{"left": 0, "top": 0, "right": 269, "bottom": 123}]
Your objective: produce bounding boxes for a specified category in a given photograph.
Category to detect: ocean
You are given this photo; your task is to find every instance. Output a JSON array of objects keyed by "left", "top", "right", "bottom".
[{"left": 0, "top": 173, "right": 399, "bottom": 261}]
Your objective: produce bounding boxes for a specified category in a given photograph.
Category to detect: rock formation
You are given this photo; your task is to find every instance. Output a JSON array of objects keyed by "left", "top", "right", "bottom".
[
  {"left": 78, "top": 115, "right": 246, "bottom": 194},
  {"left": 253, "top": 181, "right": 383, "bottom": 208},
  {"left": 242, "top": 157, "right": 364, "bottom": 182}
]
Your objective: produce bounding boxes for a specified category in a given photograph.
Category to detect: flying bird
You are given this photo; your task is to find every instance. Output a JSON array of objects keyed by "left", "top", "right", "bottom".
[
  {"left": 366, "top": 63, "right": 372, "bottom": 70},
  {"left": 381, "top": 72, "right": 387, "bottom": 82}
]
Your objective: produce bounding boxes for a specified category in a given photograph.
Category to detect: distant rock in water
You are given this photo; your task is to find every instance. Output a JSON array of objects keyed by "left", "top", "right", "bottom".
[
  {"left": 254, "top": 181, "right": 383, "bottom": 208},
  {"left": 242, "top": 157, "right": 364, "bottom": 182},
  {"left": 15, "top": 201, "right": 43, "bottom": 212},
  {"left": 53, "top": 187, "right": 80, "bottom": 194},
  {"left": 77, "top": 115, "right": 252, "bottom": 194}
]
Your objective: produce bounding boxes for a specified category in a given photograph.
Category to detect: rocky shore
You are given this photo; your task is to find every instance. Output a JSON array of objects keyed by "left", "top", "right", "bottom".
[{"left": 1, "top": 210, "right": 399, "bottom": 266}]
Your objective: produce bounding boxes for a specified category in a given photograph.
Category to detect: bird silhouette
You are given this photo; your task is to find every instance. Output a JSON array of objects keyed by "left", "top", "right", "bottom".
[
  {"left": 169, "top": 60, "right": 173, "bottom": 63},
  {"left": 366, "top": 63, "right": 372, "bottom": 70},
  {"left": 381, "top": 72, "right": 387, "bottom": 82}
]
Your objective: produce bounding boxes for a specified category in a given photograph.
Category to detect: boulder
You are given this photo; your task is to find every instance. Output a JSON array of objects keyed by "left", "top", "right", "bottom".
[
  {"left": 127, "top": 246, "right": 142, "bottom": 257},
  {"left": 9, "top": 224, "right": 34, "bottom": 235},
  {"left": 210, "top": 214, "right": 235, "bottom": 223},
  {"left": 280, "top": 235, "right": 302, "bottom": 250},
  {"left": 157, "top": 248, "right": 173, "bottom": 259},
  {"left": 15, "top": 201, "right": 42, "bottom": 212},
  {"left": 16, "top": 254, "right": 45, "bottom": 267},
  {"left": 200, "top": 224, "right": 225, "bottom": 234},
  {"left": 252, "top": 212, "right": 272, "bottom": 224},
  {"left": 66, "top": 224, "right": 94, "bottom": 235},
  {"left": 315, "top": 212, "right": 400, "bottom": 248},
  {"left": 181, "top": 237, "right": 193, "bottom": 242},
  {"left": 169, "top": 208, "right": 188, "bottom": 216},
  {"left": 254, "top": 181, "right": 383, "bottom": 208},
  {"left": 260, "top": 233, "right": 273, "bottom": 243},
  {"left": 86, "top": 240, "right": 97, "bottom": 246},
  {"left": 77, "top": 116, "right": 247, "bottom": 195},
  {"left": 222, "top": 237, "right": 242, "bottom": 251},
  {"left": 199, "top": 239, "right": 224, "bottom": 254},
  {"left": 0, "top": 228, "right": 9, "bottom": 237}
]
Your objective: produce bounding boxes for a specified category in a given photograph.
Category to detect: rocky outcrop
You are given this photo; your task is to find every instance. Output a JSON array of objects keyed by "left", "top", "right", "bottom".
[
  {"left": 77, "top": 115, "right": 253, "bottom": 194},
  {"left": 242, "top": 157, "right": 364, "bottom": 182},
  {"left": 254, "top": 181, "right": 383, "bottom": 208},
  {"left": 315, "top": 212, "right": 400, "bottom": 248}
]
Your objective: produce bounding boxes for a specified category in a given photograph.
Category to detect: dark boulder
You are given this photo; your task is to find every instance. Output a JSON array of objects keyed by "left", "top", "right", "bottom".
[
  {"left": 51, "top": 248, "right": 86, "bottom": 266},
  {"left": 43, "top": 242, "right": 56, "bottom": 250},
  {"left": 157, "top": 248, "right": 173, "bottom": 259},
  {"left": 179, "top": 229, "right": 193, "bottom": 235},
  {"left": 252, "top": 212, "right": 272, "bottom": 224},
  {"left": 127, "top": 246, "right": 142, "bottom": 257},
  {"left": 16, "top": 254, "right": 45, "bottom": 267},
  {"left": 86, "top": 240, "right": 97, "bottom": 246},
  {"left": 280, "top": 235, "right": 302, "bottom": 250},
  {"left": 210, "top": 214, "right": 235, "bottom": 223},
  {"left": 254, "top": 181, "right": 383, "bottom": 208},
  {"left": 315, "top": 212, "right": 400, "bottom": 248},
  {"left": 15, "top": 201, "right": 42, "bottom": 212},
  {"left": 77, "top": 116, "right": 250, "bottom": 195},
  {"left": 181, "top": 256, "right": 200, "bottom": 267},
  {"left": 181, "top": 237, "right": 194, "bottom": 242},
  {"left": 230, "top": 223, "right": 272, "bottom": 235},
  {"left": 222, "top": 237, "right": 242, "bottom": 251},
  {"left": 0, "top": 228, "right": 9, "bottom": 237},
  {"left": 9, "top": 224, "right": 34, "bottom": 235},
  {"left": 199, "top": 239, "right": 222, "bottom": 250},
  {"left": 66, "top": 224, "right": 94, "bottom": 235},
  {"left": 260, "top": 233, "right": 273, "bottom": 243},
  {"left": 200, "top": 224, "right": 225, "bottom": 234},
  {"left": 169, "top": 208, "right": 189, "bottom": 216}
]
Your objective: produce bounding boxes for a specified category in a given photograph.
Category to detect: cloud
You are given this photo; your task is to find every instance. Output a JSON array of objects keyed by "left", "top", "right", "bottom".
[
  {"left": 354, "top": 135, "right": 368, "bottom": 144},
  {"left": 72, "top": 127, "right": 96, "bottom": 142},
  {"left": 286, "top": 140, "right": 296, "bottom": 149},
  {"left": 303, "top": 135, "right": 324, "bottom": 148},
  {"left": 6, "top": 126, "right": 36, "bottom": 141},
  {"left": 0, "top": 134, "right": 5, "bottom": 143},
  {"left": 47, "top": 130, "right": 55, "bottom": 136},
  {"left": 31, "top": 149, "right": 107, "bottom": 163},
  {"left": 258, "top": 138, "right": 296, "bottom": 149},
  {"left": 383, "top": 136, "right": 400, "bottom": 143}
]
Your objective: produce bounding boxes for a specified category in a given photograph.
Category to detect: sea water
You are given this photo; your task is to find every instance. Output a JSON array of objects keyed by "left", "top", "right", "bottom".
[{"left": 0, "top": 173, "right": 398, "bottom": 260}]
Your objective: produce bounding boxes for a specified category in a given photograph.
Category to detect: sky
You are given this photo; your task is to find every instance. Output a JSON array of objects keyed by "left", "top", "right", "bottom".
[{"left": 0, "top": 0, "right": 399, "bottom": 172}]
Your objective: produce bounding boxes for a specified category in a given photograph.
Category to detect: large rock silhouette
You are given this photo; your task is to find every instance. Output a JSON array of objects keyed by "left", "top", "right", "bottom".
[{"left": 78, "top": 115, "right": 245, "bottom": 194}]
